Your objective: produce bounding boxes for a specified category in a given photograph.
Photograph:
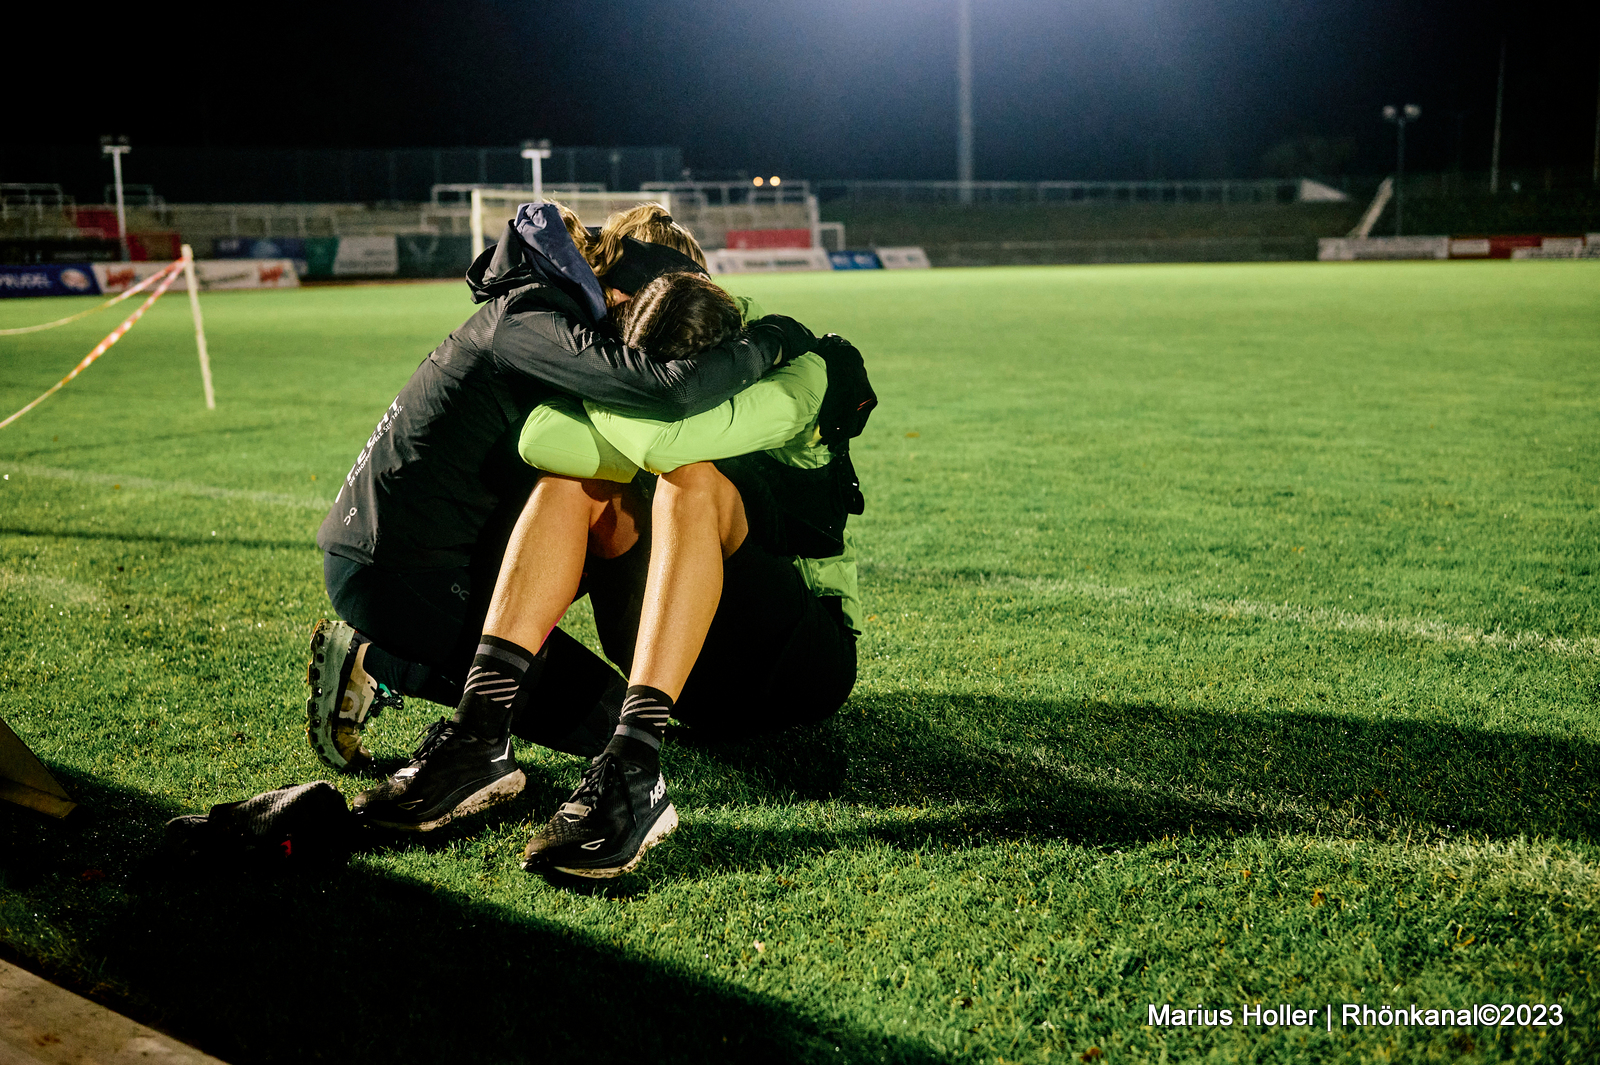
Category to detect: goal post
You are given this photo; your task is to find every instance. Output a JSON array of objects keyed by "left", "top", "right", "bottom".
[{"left": 467, "top": 187, "right": 674, "bottom": 259}]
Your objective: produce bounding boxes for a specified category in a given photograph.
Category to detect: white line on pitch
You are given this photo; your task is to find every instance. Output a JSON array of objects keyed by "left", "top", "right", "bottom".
[{"left": 1, "top": 463, "right": 330, "bottom": 510}]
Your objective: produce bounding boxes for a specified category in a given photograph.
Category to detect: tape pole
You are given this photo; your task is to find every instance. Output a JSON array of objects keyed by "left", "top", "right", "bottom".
[
  {"left": 181, "top": 245, "right": 215, "bottom": 410},
  {"left": 0, "top": 264, "right": 176, "bottom": 337},
  {"left": 0, "top": 259, "right": 184, "bottom": 431}
]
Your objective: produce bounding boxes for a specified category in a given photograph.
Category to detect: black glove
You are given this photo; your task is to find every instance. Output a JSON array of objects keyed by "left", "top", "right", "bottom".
[
  {"left": 812, "top": 333, "right": 878, "bottom": 445},
  {"left": 750, "top": 314, "right": 817, "bottom": 365}
]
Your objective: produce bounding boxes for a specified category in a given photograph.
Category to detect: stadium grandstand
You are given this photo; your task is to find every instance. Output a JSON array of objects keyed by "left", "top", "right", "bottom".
[{"left": 4, "top": 142, "right": 1599, "bottom": 281}]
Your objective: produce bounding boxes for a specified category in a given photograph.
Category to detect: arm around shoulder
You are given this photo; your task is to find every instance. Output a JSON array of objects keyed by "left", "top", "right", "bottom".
[
  {"left": 518, "top": 397, "right": 641, "bottom": 483},
  {"left": 586, "top": 354, "right": 828, "bottom": 474}
]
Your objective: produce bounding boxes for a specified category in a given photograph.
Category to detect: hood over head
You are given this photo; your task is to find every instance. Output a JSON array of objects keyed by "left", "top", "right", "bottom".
[{"left": 465, "top": 202, "right": 608, "bottom": 324}]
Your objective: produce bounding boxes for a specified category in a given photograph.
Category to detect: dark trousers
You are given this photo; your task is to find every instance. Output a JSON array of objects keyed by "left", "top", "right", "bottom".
[
  {"left": 323, "top": 545, "right": 631, "bottom": 753},
  {"left": 589, "top": 535, "right": 857, "bottom": 735},
  {"left": 324, "top": 486, "right": 855, "bottom": 748}
]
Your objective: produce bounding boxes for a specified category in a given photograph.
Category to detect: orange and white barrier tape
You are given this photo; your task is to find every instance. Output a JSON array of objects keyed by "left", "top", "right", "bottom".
[
  {"left": 0, "top": 260, "right": 182, "bottom": 337},
  {"left": 0, "top": 258, "right": 186, "bottom": 430}
]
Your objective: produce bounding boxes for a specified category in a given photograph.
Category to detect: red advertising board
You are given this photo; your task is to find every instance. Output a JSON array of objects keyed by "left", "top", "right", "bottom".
[
  {"left": 128, "top": 232, "right": 182, "bottom": 261},
  {"left": 726, "top": 228, "right": 812, "bottom": 250},
  {"left": 1449, "top": 234, "right": 1582, "bottom": 259}
]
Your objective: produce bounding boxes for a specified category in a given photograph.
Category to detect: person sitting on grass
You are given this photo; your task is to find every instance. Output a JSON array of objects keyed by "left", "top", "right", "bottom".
[
  {"left": 308, "top": 202, "right": 814, "bottom": 773},
  {"left": 353, "top": 269, "right": 873, "bottom": 879}
]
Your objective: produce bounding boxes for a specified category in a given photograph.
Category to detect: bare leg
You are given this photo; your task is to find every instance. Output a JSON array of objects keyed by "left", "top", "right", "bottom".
[
  {"left": 480, "top": 475, "right": 642, "bottom": 651},
  {"left": 522, "top": 464, "right": 741, "bottom": 873},
  {"left": 355, "top": 475, "right": 644, "bottom": 832},
  {"left": 628, "top": 462, "right": 747, "bottom": 700}
]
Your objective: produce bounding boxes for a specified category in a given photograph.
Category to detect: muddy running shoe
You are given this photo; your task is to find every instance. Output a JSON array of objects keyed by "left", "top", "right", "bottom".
[
  {"left": 353, "top": 719, "right": 525, "bottom": 832},
  {"left": 521, "top": 753, "right": 677, "bottom": 878},
  {"left": 306, "top": 618, "right": 401, "bottom": 773}
]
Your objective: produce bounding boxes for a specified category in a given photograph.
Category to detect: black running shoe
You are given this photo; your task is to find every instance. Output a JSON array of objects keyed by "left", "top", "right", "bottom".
[
  {"left": 354, "top": 720, "right": 525, "bottom": 832},
  {"left": 307, "top": 618, "right": 402, "bottom": 773},
  {"left": 521, "top": 754, "right": 677, "bottom": 878}
]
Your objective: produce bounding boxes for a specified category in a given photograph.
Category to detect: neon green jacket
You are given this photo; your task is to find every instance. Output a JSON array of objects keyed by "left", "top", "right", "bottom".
[{"left": 518, "top": 295, "right": 861, "bottom": 632}]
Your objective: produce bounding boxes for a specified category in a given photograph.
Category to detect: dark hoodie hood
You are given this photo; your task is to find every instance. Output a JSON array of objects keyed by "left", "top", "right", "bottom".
[{"left": 465, "top": 202, "right": 609, "bottom": 325}]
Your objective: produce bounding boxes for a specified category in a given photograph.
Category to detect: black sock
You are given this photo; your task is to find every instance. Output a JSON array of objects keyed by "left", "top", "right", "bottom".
[
  {"left": 354, "top": 639, "right": 460, "bottom": 705},
  {"left": 451, "top": 635, "right": 540, "bottom": 741},
  {"left": 602, "top": 684, "right": 672, "bottom": 772}
]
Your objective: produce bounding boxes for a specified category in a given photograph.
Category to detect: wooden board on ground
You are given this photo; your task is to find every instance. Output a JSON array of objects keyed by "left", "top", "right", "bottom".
[
  {"left": 0, "top": 959, "right": 228, "bottom": 1064},
  {"left": 0, "top": 717, "right": 75, "bottom": 818}
]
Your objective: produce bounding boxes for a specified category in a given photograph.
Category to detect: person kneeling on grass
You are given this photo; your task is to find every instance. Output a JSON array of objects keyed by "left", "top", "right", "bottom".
[
  {"left": 354, "top": 270, "right": 874, "bottom": 878},
  {"left": 308, "top": 201, "right": 813, "bottom": 772}
]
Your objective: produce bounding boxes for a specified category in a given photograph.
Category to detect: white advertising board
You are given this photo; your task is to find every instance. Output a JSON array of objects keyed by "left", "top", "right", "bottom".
[
  {"left": 92, "top": 260, "right": 301, "bottom": 293},
  {"left": 874, "top": 246, "right": 932, "bottom": 269},
  {"left": 332, "top": 236, "right": 399, "bottom": 277},
  {"left": 708, "top": 248, "right": 832, "bottom": 274},
  {"left": 1317, "top": 237, "right": 1449, "bottom": 261}
]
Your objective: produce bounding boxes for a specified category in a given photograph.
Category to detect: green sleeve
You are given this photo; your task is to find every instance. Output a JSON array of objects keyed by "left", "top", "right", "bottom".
[
  {"left": 733, "top": 294, "right": 766, "bottom": 325},
  {"left": 517, "top": 397, "right": 641, "bottom": 483},
  {"left": 585, "top": 354, "right": 826, "bottom": 475}
]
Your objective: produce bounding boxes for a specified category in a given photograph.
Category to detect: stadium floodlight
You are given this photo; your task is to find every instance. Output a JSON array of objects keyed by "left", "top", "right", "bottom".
[
  {"left": 1382, "top": 104, "right": 1421, "bottom": 236},
  {"left": 99, "top": 135, "right": 131, "bottom": 261},
  {"left": 521, "top": 139, "right": 552, "bottom": 201}
]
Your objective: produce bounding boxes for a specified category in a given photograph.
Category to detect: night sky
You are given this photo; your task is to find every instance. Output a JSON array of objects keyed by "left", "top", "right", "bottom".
[{"left": 14, "top": 1, "right": 1599, "bottom": 182}]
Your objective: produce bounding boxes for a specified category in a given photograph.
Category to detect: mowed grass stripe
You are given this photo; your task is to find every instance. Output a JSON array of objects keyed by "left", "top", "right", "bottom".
[
  {"left": 1, "top": 462, "right": 332, "bottom": 510},
  {"left": 982, "top": 571, "right": 1600, "bottom": 658},
  {"left": 6, "top": 456, "right": 1589, "bottom": 658},
  {"left": 2, "top": 262, "right": 1598, "bottom": 1064}
]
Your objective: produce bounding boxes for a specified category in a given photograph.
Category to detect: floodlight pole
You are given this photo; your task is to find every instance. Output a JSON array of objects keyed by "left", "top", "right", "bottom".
[
  {"left": 1592, "top": 59, "right": 1599, "bottom": 187},
  {"left": 957, "top": 0, "right": 973, "bottom": 204},
  {"left": 100, "top": 136, "right": 131, "bottom": 261},
  {"left": 1490, "top": 39, "right": 1505, "bottom": 194},
  {"left": 522, "top": 139, "right": 552, "bottom": 201},
  {"left": 1383, "top": 105, "right": 1420, "bottom": 236}
]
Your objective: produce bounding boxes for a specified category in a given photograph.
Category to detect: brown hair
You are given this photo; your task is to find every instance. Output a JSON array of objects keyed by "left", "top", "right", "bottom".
[
  {"left": 589, "top": 203, "right": 706, "bottom": 281},
  {"left": 616, "top": 272, "right": 740, "bottom": 362}
]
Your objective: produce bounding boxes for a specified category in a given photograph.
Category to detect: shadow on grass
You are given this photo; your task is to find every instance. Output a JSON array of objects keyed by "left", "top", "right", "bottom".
[
  {"left": 658, "top": 690, "right": 1600, "bottom": 868},
  {"left": 0, "top": 525, "right": 312, "bottom": 552},
  {"left": 0, "top": 770, "right": 940, "bottom": 1065}
]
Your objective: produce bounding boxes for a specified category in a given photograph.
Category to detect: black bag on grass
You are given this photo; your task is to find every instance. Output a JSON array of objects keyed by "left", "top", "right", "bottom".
[{"left": 164, "top": 781, "right": 354, "bottom": 867}]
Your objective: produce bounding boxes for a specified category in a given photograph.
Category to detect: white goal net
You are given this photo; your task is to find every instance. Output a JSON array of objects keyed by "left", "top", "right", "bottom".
[{"left": 454, "top": 186, "right": 674, "bottom": 258}]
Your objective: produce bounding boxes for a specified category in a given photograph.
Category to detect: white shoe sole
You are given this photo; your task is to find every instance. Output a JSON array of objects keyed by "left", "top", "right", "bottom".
[
  {"left": 554, "top": 804, "right": 679, "bottom": 879},
  {"left": 366, "top": 769, "right": 526, "bottom": 833}
]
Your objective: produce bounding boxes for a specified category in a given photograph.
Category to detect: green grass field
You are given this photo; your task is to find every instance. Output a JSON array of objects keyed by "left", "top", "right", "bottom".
[{"left": 1, "top": 261, "right": 1597, "bottom": 1064}]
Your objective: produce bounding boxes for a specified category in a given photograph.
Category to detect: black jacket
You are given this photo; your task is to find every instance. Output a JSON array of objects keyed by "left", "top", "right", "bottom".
[{"left": 317, "top": 217, "right": 783, "bottom": 570}]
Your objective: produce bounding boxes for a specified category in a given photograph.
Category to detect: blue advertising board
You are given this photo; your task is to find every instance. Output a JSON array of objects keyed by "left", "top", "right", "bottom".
[
  {"left": 829, "top": 250, "right": 883, "bottom": 270},
  {"left": 0, "top": 263, "right": 102, "bottom": 299}
]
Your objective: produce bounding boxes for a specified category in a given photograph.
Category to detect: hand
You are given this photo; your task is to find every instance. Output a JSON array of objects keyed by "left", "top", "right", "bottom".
[
  {"left": 812, "top": 334, "right": 878, "bottom": 445},
  {"left": 751, "top": 314, "right": 817, "bottom": 364}
]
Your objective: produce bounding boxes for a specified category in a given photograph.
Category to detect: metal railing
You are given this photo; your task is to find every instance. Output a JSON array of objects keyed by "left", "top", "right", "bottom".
[
  {"left": 429, "top": 183, "right": 605, "bottom": 207},
  {"left": 812, "top": 179, "right": 1338, "bottom": 205},
  {"left": 1, "top": 183, "right": 76, "bottom": 219},
  {"left": 641, "top": 181, "right": 813, "bottom": 208}
]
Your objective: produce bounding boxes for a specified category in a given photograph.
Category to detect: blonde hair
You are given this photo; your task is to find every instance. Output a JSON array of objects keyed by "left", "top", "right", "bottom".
[
  {"left": 548, "top": 200, "right": 592, "bottom": 260},
  {"left": 588, "top": 203, "right": 706, "bottom": 281}
]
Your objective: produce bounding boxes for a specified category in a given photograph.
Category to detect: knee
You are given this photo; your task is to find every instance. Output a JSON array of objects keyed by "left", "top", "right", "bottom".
[
  {"left": 656, "top": 462, "right": 734, "bottom": 513},
  {"left": 531, "top": 474, "right": 592, "bottom": 504},
  {"left": 658, "top": 461, "right": 723, "bottom": 495}
]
